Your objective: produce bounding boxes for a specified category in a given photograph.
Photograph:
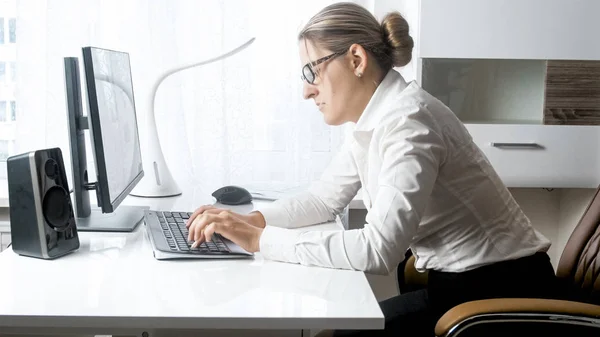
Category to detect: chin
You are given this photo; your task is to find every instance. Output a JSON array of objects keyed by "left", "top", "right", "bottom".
[
  {"left": 323, "top": 115, "right": 338, "bottom": 126},
  {"left": 321, "top": 110, "right": 342, "bottom": 126},
  {"left": 323, "top": 115, "right": 344, "bottom": 126}
]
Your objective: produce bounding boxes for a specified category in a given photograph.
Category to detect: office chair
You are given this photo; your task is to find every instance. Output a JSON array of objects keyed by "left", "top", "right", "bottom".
[{"left": 398, "top": 187, "right": 600, "bottom": 337}]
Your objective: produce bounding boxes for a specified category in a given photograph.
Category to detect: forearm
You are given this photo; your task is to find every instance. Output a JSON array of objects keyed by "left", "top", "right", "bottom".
[
  {"left": 259, "top": 224, "right": 403, "bottom": 275},
  {"left": 257, "top": 191, "right": 338, "bottom": 229}
]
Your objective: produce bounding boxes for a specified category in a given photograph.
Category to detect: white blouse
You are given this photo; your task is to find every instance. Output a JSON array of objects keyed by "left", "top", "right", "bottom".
[{"left": 257, "top": 69, "right": 550, "bottom": 275}]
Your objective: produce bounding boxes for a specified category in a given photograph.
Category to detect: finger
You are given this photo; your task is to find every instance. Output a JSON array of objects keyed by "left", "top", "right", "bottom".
[
  {"left": 188, "top": 214, "right": 208, "bottom": 242},
  {"left": 188, "top": 214, "right": 200, "bottom": 241},
  {"left": 191, "top": 230, "right": 205, "bottom": 248},
  {"left": 203, "top": 222, "right": 220, "bottom": 244},
  {"left": 187, "top": 221, "right": 198, "bottom": 243},
  {"left": 194, "top": 222, "right": 210, "bottom": 242},
  {"left": 187, "top": 205, "right": 216, "bottom": 227},
  {"left": 188, "top": 214, "right": 216, "bottom": 241}
]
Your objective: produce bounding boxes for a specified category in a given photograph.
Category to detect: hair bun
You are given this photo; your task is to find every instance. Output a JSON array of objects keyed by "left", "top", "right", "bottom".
[{"left": 381, "top": 12, "right": 414, "bottom": 68}]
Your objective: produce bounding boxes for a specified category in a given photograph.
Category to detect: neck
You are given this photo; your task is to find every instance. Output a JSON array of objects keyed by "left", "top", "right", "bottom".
[{"left": 349, "top": 68, "right": 387, "bottom": 123}]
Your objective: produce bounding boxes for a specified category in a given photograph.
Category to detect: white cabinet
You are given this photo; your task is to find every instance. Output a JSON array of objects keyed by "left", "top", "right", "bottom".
[
  {"left": 466, "top": 124, "right": 600, "bottom": 188},
  {"left": 419, "top": 0, "right": 600, "bottom": 60},
  {"left": 412, "top": 0, "right": 600, "bottom": 188}
]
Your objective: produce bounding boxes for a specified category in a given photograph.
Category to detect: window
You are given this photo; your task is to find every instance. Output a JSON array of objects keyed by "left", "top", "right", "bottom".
[
  {"left": 0, "top": 1, "right": 17, "bottom": 180},
  {"left": 10, "top": 101, "right": 15, "bottom": 121},
  {"left": 0, "top": 101, "right": 6, "bottom": 122},
  {"left": 8, "top": 18, "right": 15, "bottom": 43},
  {"left": 0, "top": 0, "right": 356, "bottom": 186},
  {"left": 10, "top": 62, "right": 15, "bottom": 82},
  {"left": 0, "top": 18, "right": 4, "bottom": 44}
]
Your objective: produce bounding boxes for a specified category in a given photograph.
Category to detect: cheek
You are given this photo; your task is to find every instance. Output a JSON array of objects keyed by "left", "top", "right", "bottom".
[
  {"left": 321, "top": 65, "right": 352, "bottom": 121},
  {"left": 327, "top": 80, "right": 348, "bottom": 117},
  {"left": 324, "top": 88, "right": 348, "bottom": 125}
]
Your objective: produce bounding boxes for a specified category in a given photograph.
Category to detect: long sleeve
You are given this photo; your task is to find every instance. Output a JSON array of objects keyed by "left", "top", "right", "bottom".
[
  {"left": 259, "top": 104, "right": 447, "bottom": 275},
  {"left": 256, "top": 141, "right": 362, "bottom": 229}
]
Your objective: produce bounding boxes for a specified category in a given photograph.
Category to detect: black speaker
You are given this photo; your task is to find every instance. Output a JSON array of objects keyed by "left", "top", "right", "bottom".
[{"left": 7, "top": 147, "right": 79, "bottom": 259}]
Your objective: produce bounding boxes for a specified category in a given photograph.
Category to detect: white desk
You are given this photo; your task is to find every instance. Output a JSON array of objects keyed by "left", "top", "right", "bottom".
[{"left": 0, "top": 187, "right": 383, "bottom": 336}]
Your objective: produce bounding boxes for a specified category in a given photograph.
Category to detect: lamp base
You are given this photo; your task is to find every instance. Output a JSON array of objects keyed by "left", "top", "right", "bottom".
[
  {"left": 129, "top": 153, "right": 182, "bottom": 198},
  {"left": 130, "top": 176, "right": 182, "bottom": 198},
  {"left": 129, "top": 179, "right": 182, "bottom": 198}
]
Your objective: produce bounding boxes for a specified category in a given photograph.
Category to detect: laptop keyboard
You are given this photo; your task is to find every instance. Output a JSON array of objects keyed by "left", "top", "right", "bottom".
[{"left": 156, "top": 211, "right": 230, "bottom": 253}]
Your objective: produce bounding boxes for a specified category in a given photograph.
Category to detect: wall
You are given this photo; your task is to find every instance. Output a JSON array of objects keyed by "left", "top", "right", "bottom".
[
  {"left": 350, "top": 188, "right": 596, "bottom": 301},
  {"left": 373, "top": 0, "right": 420, "bottom": 83}
]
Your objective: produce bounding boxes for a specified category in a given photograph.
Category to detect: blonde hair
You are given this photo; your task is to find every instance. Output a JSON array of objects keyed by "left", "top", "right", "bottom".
[{"left": 298, "top": 2, "right": 414, "bottom": 71}]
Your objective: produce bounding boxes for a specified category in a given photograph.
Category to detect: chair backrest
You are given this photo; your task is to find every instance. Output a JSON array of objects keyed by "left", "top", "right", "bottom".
[{"left": 556, "top": 187, "right": 600, "bottom": 304}]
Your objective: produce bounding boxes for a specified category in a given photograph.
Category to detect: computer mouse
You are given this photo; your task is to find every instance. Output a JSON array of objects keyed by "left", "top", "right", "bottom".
[{"left": 211, "top": 185, "right": 253, "bottom": 205}]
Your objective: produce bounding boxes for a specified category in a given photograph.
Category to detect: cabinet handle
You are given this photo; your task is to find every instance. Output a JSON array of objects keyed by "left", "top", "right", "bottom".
[{"left": 490, "top": 142, "right": 544, "bottom": 149}]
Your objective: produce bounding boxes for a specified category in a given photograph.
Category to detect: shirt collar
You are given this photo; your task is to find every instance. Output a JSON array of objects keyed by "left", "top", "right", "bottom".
[{"left": 354, "top": 69, "right": 408, "bottom": 132}]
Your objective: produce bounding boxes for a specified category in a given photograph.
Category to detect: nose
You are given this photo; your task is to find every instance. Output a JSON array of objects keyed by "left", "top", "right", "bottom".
[{"left": 302, "top": 81, "right": 318, "bottom": 100}]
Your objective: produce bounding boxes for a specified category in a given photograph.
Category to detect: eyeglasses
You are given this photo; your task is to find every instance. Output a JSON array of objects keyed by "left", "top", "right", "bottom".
[{"left": 301, "top": 52, "right": 343, "bottom": 84}]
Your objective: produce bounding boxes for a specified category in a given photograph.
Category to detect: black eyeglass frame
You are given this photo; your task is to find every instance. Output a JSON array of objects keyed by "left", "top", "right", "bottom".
[{"left": 301, "top": 52, "right": 344, "bottom": 84}]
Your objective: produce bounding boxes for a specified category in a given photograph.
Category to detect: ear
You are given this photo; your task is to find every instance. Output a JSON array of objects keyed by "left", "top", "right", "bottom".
[{"left": 347, "top": 43, "right": 368, "bottom": 77}]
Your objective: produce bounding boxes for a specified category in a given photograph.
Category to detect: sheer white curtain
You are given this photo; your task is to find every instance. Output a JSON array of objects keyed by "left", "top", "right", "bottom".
[{"left": 14, "top": 0, "right": 371, "bottom": 193}]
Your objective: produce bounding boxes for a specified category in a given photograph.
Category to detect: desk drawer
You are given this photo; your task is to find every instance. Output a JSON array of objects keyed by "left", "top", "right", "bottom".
[{"left": 466, "top": 124, "right": 600, "bottom": 188}]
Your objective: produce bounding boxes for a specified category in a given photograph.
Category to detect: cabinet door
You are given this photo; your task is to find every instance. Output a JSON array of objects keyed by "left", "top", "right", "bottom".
[
  {"left": 419, "top": 0, "right": 600, "bottom": 60},
  {"left": 466, "top": 124, "right": 600, "bottom": 188}
]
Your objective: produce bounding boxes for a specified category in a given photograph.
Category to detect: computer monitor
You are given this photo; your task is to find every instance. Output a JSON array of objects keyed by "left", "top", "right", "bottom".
[{"left": 63, "top": 47, "right": 148, "bottom": 232}]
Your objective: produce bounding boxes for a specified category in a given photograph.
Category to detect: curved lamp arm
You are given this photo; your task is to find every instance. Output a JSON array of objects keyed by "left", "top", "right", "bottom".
[
  {"left": 130, "top": 37, "right": 256, "bottom": 197},
  {"left": 152, "top": 38, "right": 256, "bottom": 97}
]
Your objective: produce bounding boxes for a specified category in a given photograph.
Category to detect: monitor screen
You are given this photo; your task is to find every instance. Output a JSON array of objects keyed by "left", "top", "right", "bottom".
[{"left": 82, "top": 47, "right": 143, "bottom": 212}]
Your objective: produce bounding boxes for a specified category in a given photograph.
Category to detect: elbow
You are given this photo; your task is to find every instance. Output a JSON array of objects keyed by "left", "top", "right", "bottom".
[
  {"left": 347, "top": 230, "right": 398, "bottom": 275},
  {"left": 363, "top": 261, "right": 394, "bottom": 276},
  {"left": 358, "top": 230, "right": 399, "bottom": 276},
  {"left": 358, "top": 251, "right": 395, "bottom": 275}
]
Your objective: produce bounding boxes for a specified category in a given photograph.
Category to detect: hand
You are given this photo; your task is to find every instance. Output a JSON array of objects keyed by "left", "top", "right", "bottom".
[
  {"left": 187, "top": 205, "right": 266, "bottom": 229},
  {"left": 187, "top": 209, "right": 263, "bottom": 253}
]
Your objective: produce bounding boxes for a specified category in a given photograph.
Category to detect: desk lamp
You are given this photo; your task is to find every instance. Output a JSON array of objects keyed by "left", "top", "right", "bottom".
[{"left": 130, "top": 37, "right": 256, "bottom": 198}]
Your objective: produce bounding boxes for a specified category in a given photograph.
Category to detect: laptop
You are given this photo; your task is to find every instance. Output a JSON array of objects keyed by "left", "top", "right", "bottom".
[{"left": 144, "top": 210, "right": 254, "bottom": 260}]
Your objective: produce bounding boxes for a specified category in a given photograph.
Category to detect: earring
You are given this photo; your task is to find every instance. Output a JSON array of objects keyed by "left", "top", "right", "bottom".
[{"left": 356, "top": 72, "right": 362, "bottom": 78}]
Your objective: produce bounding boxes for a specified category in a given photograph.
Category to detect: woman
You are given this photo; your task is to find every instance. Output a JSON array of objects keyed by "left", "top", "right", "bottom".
[{"left": 186, "top": 2, "right": 557, "bottom": 336}]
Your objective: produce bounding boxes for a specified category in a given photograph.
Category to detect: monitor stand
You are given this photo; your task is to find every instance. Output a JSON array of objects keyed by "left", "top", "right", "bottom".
[{"left": 76, "top": 205, "right": 149, "bottom": 232}]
